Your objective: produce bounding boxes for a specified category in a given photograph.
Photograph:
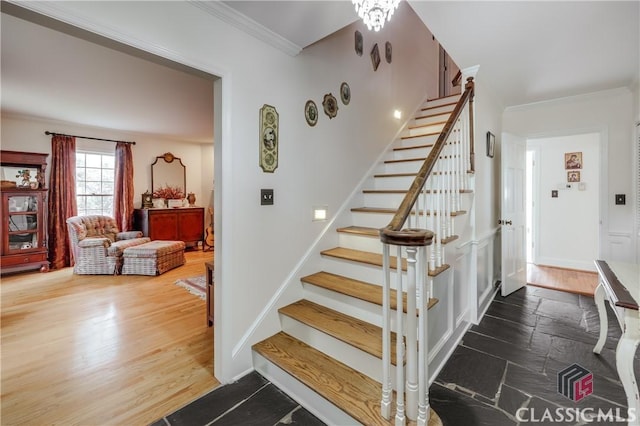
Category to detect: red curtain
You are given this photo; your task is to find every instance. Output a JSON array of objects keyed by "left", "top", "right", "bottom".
[
  {"left": 48, "top": 135, "right": 77, "bottom": 269},
  {"left": 114, "top": 142, "right": 134, "bottom": 231}
]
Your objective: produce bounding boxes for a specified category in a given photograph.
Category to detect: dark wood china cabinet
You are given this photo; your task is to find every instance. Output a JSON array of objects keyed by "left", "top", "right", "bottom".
[{"left": 1, "top": 150, "right": 50, "bottom": 274}]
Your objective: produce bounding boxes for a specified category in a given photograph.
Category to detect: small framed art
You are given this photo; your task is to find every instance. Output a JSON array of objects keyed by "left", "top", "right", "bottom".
[
  {"left": 259, "top": 104, "right": 279, "bottom": 173},
  {"left": 568, "top": 171, "right": 580, "bottom": 183},
  {"left": 486, "top": 131, "right": 495, "bottom": 158},
  {"left": 564, "top": 152, "right": 582, "bottom": 169},
  {"left": 355, "top": 31, "right": 363, "bottom": 56},
  {"left": 370, "top": 43, "right": 381, "bottom": 71},
  {"left": 340, "top": 82, "right": 351, "bottom": 105}
]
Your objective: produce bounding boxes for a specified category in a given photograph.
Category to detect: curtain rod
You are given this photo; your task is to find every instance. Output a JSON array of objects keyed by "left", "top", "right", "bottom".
[{"left": 44, "top": 131, "right": 136, "bottom": 145}]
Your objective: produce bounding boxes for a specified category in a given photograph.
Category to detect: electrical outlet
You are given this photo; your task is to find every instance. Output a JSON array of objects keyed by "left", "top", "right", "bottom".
[
  {"left": 551, "top": 190, "right": 558, "bottom": 198},
  {"left": 615, "top": 194, "right": 625, "bottom": 205},
  {"left": 261, "top": 189, "right": 274, "bottom": 205}
]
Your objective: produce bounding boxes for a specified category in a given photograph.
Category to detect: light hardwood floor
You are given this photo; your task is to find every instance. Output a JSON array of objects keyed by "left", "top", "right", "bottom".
[
  {"left": 1, "top": 250, "right": 219, "bottom": 426},
  {"left": 527, "top": 263, "right": 599, "bottom": 296}
]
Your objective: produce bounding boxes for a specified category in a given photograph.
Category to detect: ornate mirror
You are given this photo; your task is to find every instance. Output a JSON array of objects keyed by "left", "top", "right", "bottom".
[{"left": 151, "top": 152, "right": 186, "bottom": 198}]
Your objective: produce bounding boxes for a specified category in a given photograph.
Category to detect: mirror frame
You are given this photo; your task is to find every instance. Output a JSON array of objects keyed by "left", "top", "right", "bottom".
[{"left": 151, "top": 152, "right": 186, "bottom": 197}]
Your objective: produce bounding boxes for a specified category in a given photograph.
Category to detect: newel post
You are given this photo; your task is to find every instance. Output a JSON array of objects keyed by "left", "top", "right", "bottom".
[{"left": 466, "top": 77, "right": 475, "bottom": 173}]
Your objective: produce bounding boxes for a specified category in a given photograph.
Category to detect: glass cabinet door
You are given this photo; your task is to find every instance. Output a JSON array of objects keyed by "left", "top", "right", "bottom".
[{"left": 7, "top": 195, "right": 39, "bottom": 252}]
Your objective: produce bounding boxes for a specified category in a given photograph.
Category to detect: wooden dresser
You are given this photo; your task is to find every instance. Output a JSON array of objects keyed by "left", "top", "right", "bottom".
[{"left": 134, "top": 207, "right": 204, "bottom": 248}]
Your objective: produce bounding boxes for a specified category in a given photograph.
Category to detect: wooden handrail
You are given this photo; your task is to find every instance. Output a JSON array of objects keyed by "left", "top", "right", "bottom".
[{"left": 380, "top": 77, "right": 474, "bottom": 245}]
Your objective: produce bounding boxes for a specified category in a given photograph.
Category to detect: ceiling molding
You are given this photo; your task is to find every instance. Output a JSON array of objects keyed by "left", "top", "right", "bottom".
[
  {"left": 190, "top": 1, "right": 302, "bottom": 57},
  {"left": 504, "top": 87, "right": 633, "bottom": 113}
]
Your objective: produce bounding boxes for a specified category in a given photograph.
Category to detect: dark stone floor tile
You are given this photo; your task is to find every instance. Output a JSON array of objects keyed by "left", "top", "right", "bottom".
[
  {"left": 581, "top": 302, "right": 622, "bottom": 345},
  {"left": 497, "top": 384, "right": 529, "bottom": 418},
  {"left": 430, "top": 383, "right": 516, "bottom": 426},
  {"left": 530, "top": 330, "right": 552, "bottom": 355},
  {"left": 471, "top": 314, "right": 534, "bottom": 349},
  {"left": 535, "top": 299, "right": 584, "bottom": 325},
  {"left": 579, "top": 294, "right": 597, "bottom": 309},
  {"left": 485, "top": 300, "right": 537, "bottom": 327},
  {"left": 462, "top": 331, "right": 547, "bottom": 372},
  {"left": 527, "top": 286, "right": 580, "bottom": 304},
  {"left": 436, "top": 345, "right": 506, "bottom": 400},
  {"left": 534, "top": 315, "right": 619, "bottom": 351},
  {"left": 166, "top": 371, "right": 268, "bottom": 426},
  {"left": 494, "top": 287, "right": 542, "bottom": 311},
  {"left": 276, "top": 406, "right": 325, "bottom": 426},
  {"left": 474, "top": 393, "right": 496, "bottom": 406},
  {"left": 149, "top": 419, "right": 168, "bottom": 426},
  {"left": 547, "top": 335, "right": 619, "bottom": 379},
  {"left": 213, "top": 384, "right": 298, "bottom": 426}
]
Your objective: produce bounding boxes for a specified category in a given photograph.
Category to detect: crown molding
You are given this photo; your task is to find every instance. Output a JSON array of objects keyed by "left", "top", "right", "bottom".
[
  {"left": 504, "top": 87, "right": 632, "bottom": 113},
  {"left": 189, "top": 1, "right": 302, "bottom": 57}
]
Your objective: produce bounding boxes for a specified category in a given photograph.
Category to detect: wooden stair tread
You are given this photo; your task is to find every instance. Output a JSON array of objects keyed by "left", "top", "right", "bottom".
[
  {"left": 253, "top": 332, "right": 386, "bottom": 424},
  {"left": 351, "top": 207, "right": 467, "bottom": 217},
  {"left": 363, "top": 189, "right": 473, "bottom": 194},
  {"left": 300, "top": 271, "right": 439, "bottom": 313},
  {"left": 374, "top": 172, "right": 418, "bottom": 178},
  {"left": 413, "top": 112, "right": 450, "bottom": 121},
  {"left": 337, "top": 225, "right": 380, "bottom": 237},
  {"left": 337, "top": 225, "right": 460, "bottom": 245},
  {"left": 401, "top": 131, "right": 440, "bottom": 140},
  {"left": 393, "top": 143, "right": 434, "bottom": 151},
  {"left": 253, "top": 332, "right": 442, "bottom": 425},
  {"left": 421, "top": 101, "right": 457, "bottom": 111},
  {"left": 408, "top": 120, "right": 447, "bottom": 130},
  {"left": 426, "top": 93, "right": 461, "bottom": 102},
  {"left": 279, "top": 299, "right": 399, "bottom": 365},
  {"left": 321, "top": 247, "right": 450, "bottom": 277}
]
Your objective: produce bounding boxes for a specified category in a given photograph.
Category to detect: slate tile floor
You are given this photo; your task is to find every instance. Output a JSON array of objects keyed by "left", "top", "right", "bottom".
[{"left": 153, "top": 286, "right": 639, "bottom": 426}]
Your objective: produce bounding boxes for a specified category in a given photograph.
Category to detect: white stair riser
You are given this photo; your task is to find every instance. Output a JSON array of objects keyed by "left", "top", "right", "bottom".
[
  {"left": 252, "top": 352, "right": 359, "bottom": 426},
  {"left": 373, "top": 175, "right": 416, "bottom": 190},
  {"left": 408, "top": 122, "right": 445, "bottom": 137},
  {"left": 391, "top": 146, "right": 432, "bottom": 160},
  {"left": 338, "top": 232, "right": 382, "bottom": 253},
  {"left": 419, "top": 104, "right": 456, "bottom": 117},
  {"left": 383, "top": 160, "right": 423, "bottom": 174},
  {"left": 363, "top": 191, "right": 471, "bottom": 209},
  {"left": 279, "top": 315, "right": 401, "bottom": 389},
  {"left": 397, "top": 133, "right": 440, "bottom": 148},
  {"left": 413, "top": 113, "right": 451, "bottom": 127},
  {"left": 301, "top": 283, "right": 410, "bottom": 331},
  {"left": 423, "top": 96, "right": 460, "bottom": 108},
  {"left": 318, "top": 255, "right": 405, "bottom": 284}
]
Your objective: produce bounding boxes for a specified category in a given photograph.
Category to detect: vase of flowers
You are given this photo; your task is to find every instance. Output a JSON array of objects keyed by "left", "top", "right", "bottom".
[{"left": 153, "top": 185, "right": 185, "bottom": 207}]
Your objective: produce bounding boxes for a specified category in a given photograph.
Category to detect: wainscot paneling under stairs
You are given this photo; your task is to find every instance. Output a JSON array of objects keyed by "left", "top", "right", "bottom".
[{"left": 252, "top": 86, "right": 498, "bottom": 425}]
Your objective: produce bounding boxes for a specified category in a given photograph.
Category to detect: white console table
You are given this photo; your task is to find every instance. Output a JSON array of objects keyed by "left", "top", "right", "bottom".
[{"left": 593, "top": 260, "right": 639, "bottom": 425}]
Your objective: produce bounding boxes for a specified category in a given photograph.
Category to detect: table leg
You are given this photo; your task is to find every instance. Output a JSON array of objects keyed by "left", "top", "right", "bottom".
[
  {"left": 616, "top": 311, "right": 640, "bottom": 425},
  {"left": 593, "top": 282, "right": 608, "bottom": 354}
]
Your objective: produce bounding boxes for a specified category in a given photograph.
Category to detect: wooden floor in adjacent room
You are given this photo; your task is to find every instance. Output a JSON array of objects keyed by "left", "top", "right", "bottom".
[
  {"left": 527, "top": 263, "right": 599, "bottom": 296},
  {"left": 1, "top": 250, "right": 219, "bottom": 426}
]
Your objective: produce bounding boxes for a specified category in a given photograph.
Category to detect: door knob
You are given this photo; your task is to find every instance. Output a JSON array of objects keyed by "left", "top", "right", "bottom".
[
  {"left": 498, "top": 220, "right": 504, "bottom": 225},
  {"left": 505, "top": 220, "right": 512, "bottom": 225}
]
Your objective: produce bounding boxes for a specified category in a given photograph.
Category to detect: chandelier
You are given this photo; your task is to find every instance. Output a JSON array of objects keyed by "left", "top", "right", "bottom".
[{"left": 353, "top": 0, "right": 401, "bottom": 32}]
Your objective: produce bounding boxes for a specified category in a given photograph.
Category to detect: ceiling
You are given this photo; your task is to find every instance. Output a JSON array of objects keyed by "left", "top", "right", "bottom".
[{"left": 1, "top": 1, "right": 638, "bottom": 144}]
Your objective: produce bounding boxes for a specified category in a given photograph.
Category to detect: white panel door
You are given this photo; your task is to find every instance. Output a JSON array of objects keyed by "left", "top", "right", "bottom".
[{"left": 501, "top": 133, "right": 527, "bottom": 296}]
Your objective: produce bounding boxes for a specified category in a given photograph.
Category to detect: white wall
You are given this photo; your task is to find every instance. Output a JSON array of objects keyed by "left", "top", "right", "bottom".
[
  {"left": 0, "top": 114, "right": 212, "bottom": 210},
  {"left": 529, "top": 133, "right": 600, "bottom": 271},
  {"left": 13, "top": 1, "right": 441, "bottom": 382},
  {"left": 503, "top": 88, "right": 636, "bottom": 263}
]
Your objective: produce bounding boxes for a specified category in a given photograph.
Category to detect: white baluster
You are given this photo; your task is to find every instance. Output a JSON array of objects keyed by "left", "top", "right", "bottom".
[
  {"left": 427, "top": 176, "right": 436, "bottom": 271},
  {"left": 405, "top": 247, "right": 418, "bottom": 420},
  {"left": 395, "top": 245, "right": 406, "bottom": 426},
  {"left": 381, "top": 243, "right": 392, "bottom": 420},
  {"left": 417, "top": 248, "right": 430, "bottom": 426}
]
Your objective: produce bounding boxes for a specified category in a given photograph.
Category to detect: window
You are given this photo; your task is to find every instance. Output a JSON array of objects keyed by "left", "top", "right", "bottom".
[{"left": 76, "top": 151, "right": 114, "bottom": 216}]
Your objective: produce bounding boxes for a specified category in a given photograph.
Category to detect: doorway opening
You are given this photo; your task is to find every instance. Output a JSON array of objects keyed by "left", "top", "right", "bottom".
[{"left": 525, "top": 133, "right": 601, "bottom": 295}]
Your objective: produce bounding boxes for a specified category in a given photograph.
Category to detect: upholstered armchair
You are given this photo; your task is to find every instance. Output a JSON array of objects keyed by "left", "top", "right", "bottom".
[{"left": 66, "top": 215, "right": 150, "bottom": 274}]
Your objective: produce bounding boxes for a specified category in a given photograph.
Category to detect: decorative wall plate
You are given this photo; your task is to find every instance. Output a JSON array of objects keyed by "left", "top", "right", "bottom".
[
  {"left": 340, "top": 82, "right": 351, "bottom": 105},
  {"left": 385, "top": 41, "right": 392, "bottom": 64},
  {"left": 370, "top": 43, "right": 380, "bottom": 71},
  {"left": 305, "top": 100, "right": 318, "bottom": 127},
  {"left": 322, "top": 93, "right": 338, "bottom": 119},
  {"left": 259, "top": 104, "right": 279, "bottom": 173}
]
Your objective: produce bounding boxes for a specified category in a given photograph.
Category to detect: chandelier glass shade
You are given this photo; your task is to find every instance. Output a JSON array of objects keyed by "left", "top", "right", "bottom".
[{"left": 352, "top": 0, "right": 401, "bottom": 32}]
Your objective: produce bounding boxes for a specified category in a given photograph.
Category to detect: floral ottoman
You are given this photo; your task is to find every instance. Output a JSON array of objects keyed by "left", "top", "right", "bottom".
[{"left": 121, "top": 240, "right": 186, "bottom": 275}]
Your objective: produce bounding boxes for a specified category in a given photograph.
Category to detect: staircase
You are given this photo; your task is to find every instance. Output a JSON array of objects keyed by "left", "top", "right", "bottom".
[{"left": 253, "top": 85, "right": 474, "bottom": 425}]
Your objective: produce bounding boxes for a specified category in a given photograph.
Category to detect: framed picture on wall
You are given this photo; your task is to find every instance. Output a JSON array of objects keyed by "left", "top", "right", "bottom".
[
  {"left": 565, "top": 152, "right": 582, "bottom": 169},
  {"left": 370, "top": 43, "right": 381, "bottom": 71},
  {"left": 486, "top": 131, "right": 495, "bottom": 158},
  {"left": 568, "top": 171, "right": 581, "bottom": 182}
]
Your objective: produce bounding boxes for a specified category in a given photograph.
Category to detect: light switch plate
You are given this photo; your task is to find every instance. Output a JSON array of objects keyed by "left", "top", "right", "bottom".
[
  {"left": 615, "top": 194, "right": 625, "bottom": 205},
  {"left": 261, "top": 189, "right": 274, "bottom": 205}
]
